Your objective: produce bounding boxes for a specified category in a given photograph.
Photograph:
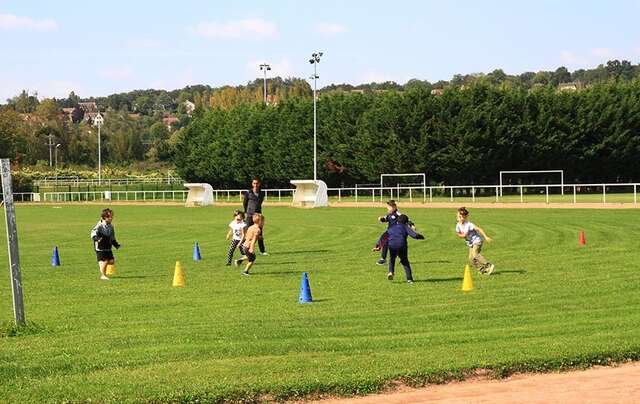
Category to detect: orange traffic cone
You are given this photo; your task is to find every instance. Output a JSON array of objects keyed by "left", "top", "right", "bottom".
[{"left": 579, "top": 230, "right": 586, "bottom": 246}]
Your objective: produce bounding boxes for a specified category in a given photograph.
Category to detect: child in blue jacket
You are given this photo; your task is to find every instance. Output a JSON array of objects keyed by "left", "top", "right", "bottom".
[{"left": 374, "top": 214, "right": 424, "bottom": 283}]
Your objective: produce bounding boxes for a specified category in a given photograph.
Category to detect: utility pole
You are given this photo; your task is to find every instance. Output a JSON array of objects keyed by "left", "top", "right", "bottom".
[{"left": 46, "top": 134, "right": 55, "bottom": 167}]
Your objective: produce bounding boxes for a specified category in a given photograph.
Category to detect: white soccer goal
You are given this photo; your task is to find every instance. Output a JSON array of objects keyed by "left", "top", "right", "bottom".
[
  {"left": 380, "top": 173, "right": 427, "bottom": 201},
  {"left": 499, "top": 170, "right": 564, "bottom": 196}
]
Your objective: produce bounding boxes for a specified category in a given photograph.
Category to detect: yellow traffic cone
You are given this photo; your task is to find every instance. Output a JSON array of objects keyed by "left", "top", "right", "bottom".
[
  {"left": 172, "top": 261, "right": 185, "bottom": 287},
  {"left": 105, "top": 263, "right": 116, "bottom": 276},
  {"left": 461, "top": 264, "right": 474, "bottom": 292}
]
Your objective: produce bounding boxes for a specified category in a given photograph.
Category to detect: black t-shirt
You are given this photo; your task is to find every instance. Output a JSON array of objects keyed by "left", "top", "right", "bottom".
[{"left": 243, "top": 189, "right": 264, "bottom": 215}]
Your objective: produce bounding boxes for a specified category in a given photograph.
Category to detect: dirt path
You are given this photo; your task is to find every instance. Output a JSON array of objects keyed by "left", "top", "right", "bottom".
[{"left": 314, "top": 362, "right": 640, "bottom": 403}]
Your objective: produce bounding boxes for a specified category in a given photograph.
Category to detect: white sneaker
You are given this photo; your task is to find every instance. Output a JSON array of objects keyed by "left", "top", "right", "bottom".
[
  {"left": 261, "top": 252, "right": 269, "bottom": 256},
  {"left": 100, "top": 275, "right": 110, "bottom": 280},
  {"left": 485, "top": 264, "right": 495, "bottom": 275}
]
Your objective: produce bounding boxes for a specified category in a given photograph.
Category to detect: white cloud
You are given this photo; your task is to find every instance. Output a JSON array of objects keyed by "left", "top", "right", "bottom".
[
  {"left": 246, "top": 58, "right": 295, "bottom": 78},
  {"left": 0, "top": 13, "right": 57, "bottom": 32},
  {"left": 97, "top": 67, "right": 134, "bottom": 80},
  {"left": 188, "top": 18, "right": 278, "bottom": 40},
  {"left": 315, "top": 22, "right": 346, "bottom": 36}
]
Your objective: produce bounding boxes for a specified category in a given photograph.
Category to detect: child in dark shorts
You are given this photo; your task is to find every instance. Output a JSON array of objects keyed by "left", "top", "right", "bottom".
[
  {"left": 235, "top": 213, "right": 263, "bottom": 275},
  {"left": 90, "top": 208, "right": 120, "bottom": 280},
  {"left": 374, "top": 214, "right": 424, "bottom": 283}
]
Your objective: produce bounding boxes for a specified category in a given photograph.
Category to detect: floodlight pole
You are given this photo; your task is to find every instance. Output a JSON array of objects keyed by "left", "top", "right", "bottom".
[
  {"left": 94, "top": 113, "right": 104, "bottom": 185},
  {"left": 1, "top": 159, "right": 26, "bottom": 326},
  {"left": 309, "top": 52, "right": 322, "bottom": 181},
  {"left": 259, "top": 63, "right": 271, "bottom": 105}
]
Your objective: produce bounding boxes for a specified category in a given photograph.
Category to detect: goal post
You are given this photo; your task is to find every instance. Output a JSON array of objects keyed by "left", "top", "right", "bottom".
[
  {"left": 499, "top": 170, "right": 564, "bottom": 196},
  {"left": 380, "top": 173, "right": 427, "bottom": 202}
]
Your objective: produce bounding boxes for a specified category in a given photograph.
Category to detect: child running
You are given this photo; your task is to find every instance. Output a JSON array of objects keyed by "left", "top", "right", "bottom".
[
  {"left": 226, "top": 210, "right": 247, "bottom": 266},
  {"left": 90, "top": 208, "right": 120, "bottom": 280},
  {"left": 455, "top": 207, "right": 495, "bottom": 275},
  {"left": 376, "top": 200, "right": 401, "bottom": 265},
  {"left": 374, "top": 214, "right": 424, "bottom": 283},
  {"left": 234, "top": 213, "right": 264, "bottom": 276}
]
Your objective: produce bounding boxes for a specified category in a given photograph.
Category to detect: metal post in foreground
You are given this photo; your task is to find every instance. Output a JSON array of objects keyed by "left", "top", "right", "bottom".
[{"left": 1, "top": 159, "right": 26, "bottom": 326}]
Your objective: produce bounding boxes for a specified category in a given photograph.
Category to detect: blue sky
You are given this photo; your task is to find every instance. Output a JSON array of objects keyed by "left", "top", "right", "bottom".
[{"left": 1, "top": 0, "right": 639, "bottom": 100}]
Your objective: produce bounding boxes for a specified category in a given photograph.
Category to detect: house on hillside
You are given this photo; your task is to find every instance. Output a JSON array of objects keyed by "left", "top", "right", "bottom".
[
  {"left": 61, "top": 107, "right": 85, "bottom": 123},
  {"left": 182, "top": 100, "right": 196, "bottom": 116},
  {"left": 557, "top": 82, "right": 582, "bottom": 92},
  {"left": 163, "top": 115, "right": 179, "bottom": 130},
  {"left": 266, "top": 94, "right": 279, "bottom": 105},
  {"left": 78, "top": 102, "right": 101, "bottom": 124},
  {"left": 430, "top": 88, "right": 444, "bottom": 96}
]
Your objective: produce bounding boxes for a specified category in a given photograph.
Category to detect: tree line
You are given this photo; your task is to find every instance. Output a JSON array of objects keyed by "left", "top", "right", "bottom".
[
  {"left": 2, "top": 59, "right": 640, "bottom": 182},
  {"left": 174, "top": 79, "right": 640, "bottom": 188}
]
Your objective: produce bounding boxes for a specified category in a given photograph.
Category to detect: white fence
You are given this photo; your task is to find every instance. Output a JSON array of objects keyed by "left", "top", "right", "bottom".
[
  {"left": 41, "top": 190, "right": 188, "bottom": 202},
  {"left": 4, "top": 183, "right": 639, "bottom": 205},
  {"left": 35, "top": 176, "right": 184, "bottom": 187},
  {"left": 328, "top": 183, "right": 638, "bottom": 205}
]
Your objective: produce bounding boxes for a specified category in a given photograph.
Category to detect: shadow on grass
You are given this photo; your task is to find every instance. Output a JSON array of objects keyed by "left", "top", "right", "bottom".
[
  {"left": 413, "top": 277, "right": 464, "bottom": 283},
  {"left": 413, "top": 260, "right": 453, "bottom": 264},
  {"left": 257, "top": 261, "right": 297, "bottom": 267},
  {"left": 252, "top": 270, "right": 304, "bottom": 276},
  {"left": 0, "top": 321, "right": 47, "bottom": 338},
  {"left": 114, "top": 275, "right": 164, "bottom": 279},
  {"left": 274, "top": 249, "right": 330, "bottom": 255},
  {"left": 493, "top": 269, "right": 527, "bottom": 276}
]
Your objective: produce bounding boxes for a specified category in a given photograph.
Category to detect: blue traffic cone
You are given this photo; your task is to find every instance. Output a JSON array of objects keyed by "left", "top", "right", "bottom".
[
  {"left": 51, "top": 246, "right": 61, "bottom": 267},
  {"left": 193, "top": 241, "right": 202, "bottom": 261},
  {"left": 298, "top": 272, "right": 313, "bottom": 303}
]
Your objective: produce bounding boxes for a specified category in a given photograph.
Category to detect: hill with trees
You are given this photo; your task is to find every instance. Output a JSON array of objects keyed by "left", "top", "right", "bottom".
[{"left": 1, "top": 59, "right": 639, "bottom": 185}]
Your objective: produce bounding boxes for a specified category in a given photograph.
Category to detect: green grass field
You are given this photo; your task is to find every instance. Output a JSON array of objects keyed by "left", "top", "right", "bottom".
[{"left": 1, "top": 205, "right": 640, "bottom": 402}]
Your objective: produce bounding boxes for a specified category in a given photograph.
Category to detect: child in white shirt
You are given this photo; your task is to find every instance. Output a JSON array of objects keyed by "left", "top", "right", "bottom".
[
  {"left": 226, "top": 210, "right": 247, "bottom": 265},
  {"left": 455, "top": 207, "right": 495, "bottom": 275}
]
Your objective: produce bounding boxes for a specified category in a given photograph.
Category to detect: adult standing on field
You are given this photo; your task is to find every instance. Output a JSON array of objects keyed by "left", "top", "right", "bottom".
[{"left": 243, "top": 177, "right": 268, "bottom": 255}]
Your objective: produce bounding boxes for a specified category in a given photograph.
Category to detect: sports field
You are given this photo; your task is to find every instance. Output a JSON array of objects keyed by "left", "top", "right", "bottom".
[{"left": 1, "top": 205, "right": 639, "bottom": 402}]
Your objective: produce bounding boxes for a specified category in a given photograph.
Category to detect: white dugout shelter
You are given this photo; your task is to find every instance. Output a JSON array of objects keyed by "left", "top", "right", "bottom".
[
  {"left": 290, "top": 180, "right": 329, "bottom": 208},
  {"left": 184, "top": 183, "right": 214, "bottom": 206}
]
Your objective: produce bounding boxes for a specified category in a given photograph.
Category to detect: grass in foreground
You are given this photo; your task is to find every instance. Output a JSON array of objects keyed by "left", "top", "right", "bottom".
[{"left": 0, "top": 205, "right": 639, "bottom": 402}]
